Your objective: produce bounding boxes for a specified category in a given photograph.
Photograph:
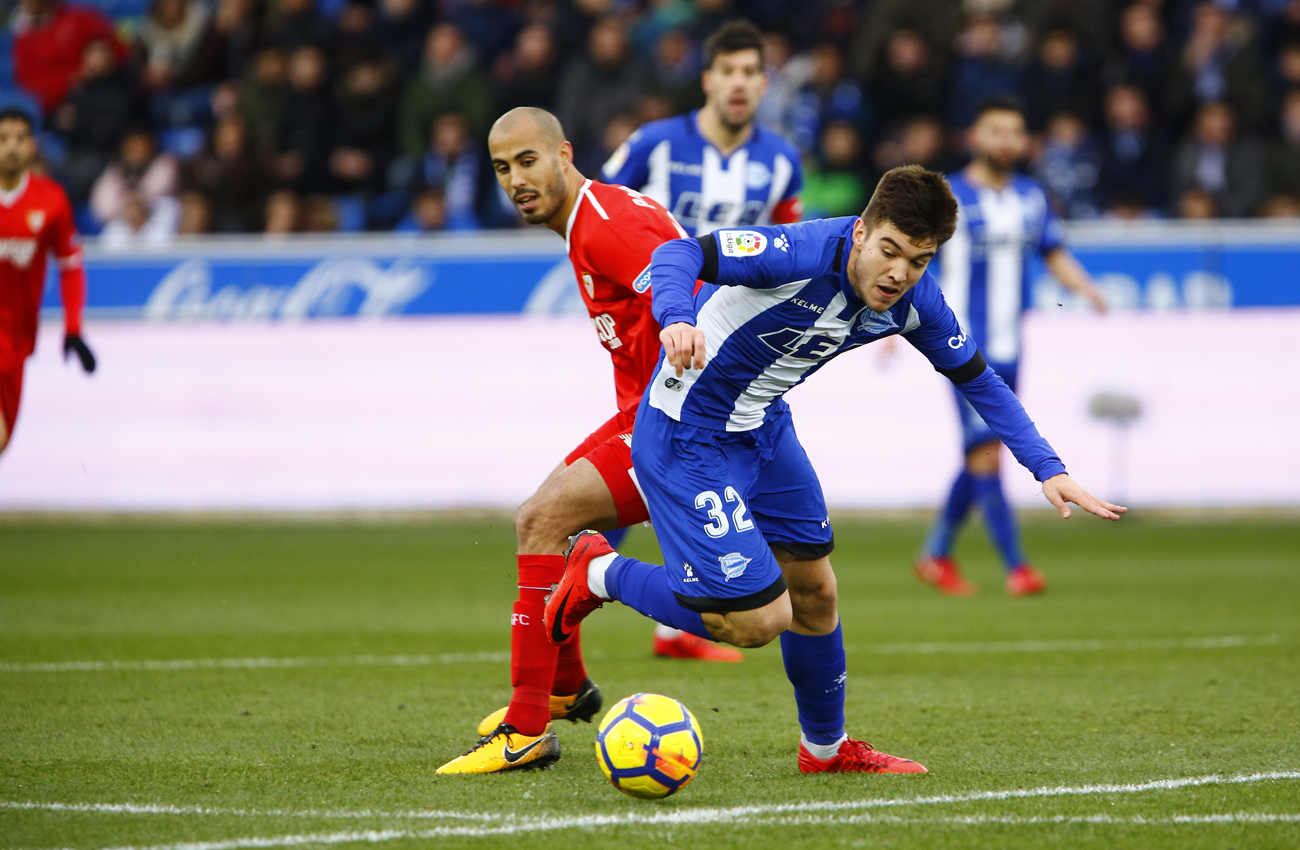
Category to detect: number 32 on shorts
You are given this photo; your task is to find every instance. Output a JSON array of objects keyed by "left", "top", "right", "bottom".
[{"left": 695, "top": 487, "right": 755, "bottom": 538}]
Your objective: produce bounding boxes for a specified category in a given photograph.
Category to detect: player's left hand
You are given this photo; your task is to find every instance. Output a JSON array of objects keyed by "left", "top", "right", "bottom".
[
  {"left": 1042, "top": 473, "right": 1125, "bottom": 520},
  {"left": 63, "top": 334, "right": 96, "bottom": 374}
]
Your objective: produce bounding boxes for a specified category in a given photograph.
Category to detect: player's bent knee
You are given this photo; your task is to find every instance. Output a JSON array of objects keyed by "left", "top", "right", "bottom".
[
  {"left": 709, "top": 592, "right": 792, "bottom": 648},
  {"left": 966, "top": 440, "right": 1002, "bottom": 475}
]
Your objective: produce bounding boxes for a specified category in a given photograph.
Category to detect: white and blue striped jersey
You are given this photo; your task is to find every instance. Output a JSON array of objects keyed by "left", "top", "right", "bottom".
[
  {"left": 934, "top": 172, "right": 1065, "bottom": 366},
  {"left": 644, "top": 217, "right": 1067, "bottom": 482},
  {"left": 601, "top": 111, "right": 803, "bottom": 237}
]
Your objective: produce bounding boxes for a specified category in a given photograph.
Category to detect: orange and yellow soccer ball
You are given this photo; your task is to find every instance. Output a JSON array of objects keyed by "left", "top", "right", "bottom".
[{"left": 594, "top": 693, "right": 704, "bottom": 799}]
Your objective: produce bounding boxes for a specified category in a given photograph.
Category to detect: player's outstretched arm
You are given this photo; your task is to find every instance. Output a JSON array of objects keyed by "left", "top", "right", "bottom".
[
  {"left": 660, "top": 322, "right": 706, "bottom": 377},
  {"left": 1045, "top": 248, "right": 1107, "bottom": 314},
  {"left": 1042, "top": 473, "right": 1126, "bottom": 520}
]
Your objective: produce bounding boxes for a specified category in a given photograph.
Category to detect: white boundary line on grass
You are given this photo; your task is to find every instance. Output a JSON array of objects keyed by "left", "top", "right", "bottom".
[
  {"left": 6, "top": 770, "right": 1299, "bottom": 850},
  {"left": 0, "top": 634, "right": 1287, "bottom": 673}
]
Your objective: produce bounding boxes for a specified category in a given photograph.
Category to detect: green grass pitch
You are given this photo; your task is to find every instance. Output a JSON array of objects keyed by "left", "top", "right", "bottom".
[{"left": 1, "top": 512, "right": 1298, "bottom": 849}]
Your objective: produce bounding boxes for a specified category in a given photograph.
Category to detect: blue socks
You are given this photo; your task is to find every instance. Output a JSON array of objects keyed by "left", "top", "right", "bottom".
[
  {"left": 780, "top": 624, "right": 847, "bottom": 745},
  {"left": 971, "top": 473, "right": 1026, "bottom": 571},
  {"left": 925, "top": 469, "right": 975, "bottom": 557},
  {"left": 604, "top": 556, "right": 711, "bottom": 640}
]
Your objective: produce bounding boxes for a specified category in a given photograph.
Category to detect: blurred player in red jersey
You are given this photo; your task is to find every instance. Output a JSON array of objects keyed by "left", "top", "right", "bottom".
[
  {"left": 438, "top": 107, "right": 689, "bottom": 775},
  {"left": 0, "top": 108, "right": 95, "bottom": 457}
]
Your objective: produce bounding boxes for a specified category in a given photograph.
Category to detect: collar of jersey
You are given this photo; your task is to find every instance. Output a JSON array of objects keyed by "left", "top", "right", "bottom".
[
  {"left": 0, "top": 170, "right": 31, "bottom": 208},
  {"left": 687, "top": 110, "right": 760, "bottom": 164}
]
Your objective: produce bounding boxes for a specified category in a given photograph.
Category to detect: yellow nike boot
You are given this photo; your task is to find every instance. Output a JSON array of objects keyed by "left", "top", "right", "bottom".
[
  {"left": 436, "top": 723, "right": 561, "bottom": 774},
  {"left": 475, "top": 678, "right": 602, "bottom": 737}
]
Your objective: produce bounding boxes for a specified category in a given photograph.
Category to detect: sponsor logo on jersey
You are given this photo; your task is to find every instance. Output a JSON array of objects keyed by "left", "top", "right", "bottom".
[
  {"left": 670, "top": 161, "right": 704, "bottom": 176},
  {"left": 633, "top": 265, "right": 651, "bottom": 293},
  {"left": 25, "top": 210, "right": 45, "bottom": 233},
  {"left": 619, "top": 433, "right": 632, "bottom": 448},
  {"left": 683, "top": 562, "right": 698, "bottom": 583},
  {"left": 592, "top": 312, "right": 622, "bottom": 349},
  {"left": 773, "top": 235, "right": 789, "bottom": 252},
  {"left": 746, "top": 160, "right": 772, "bottom": 190},
  {"left": 664, "top": 377, "right": 684, "bottom": 391},
  {"left": 790, "top": 297, "right": 824, "bottom": 314},
  {"left": 720, "top": 231, "right": 766, "bottom": 257},
  {"left": 859, "top": 310, "right": 898, "bottom": 335},
  {"left": 0, "top": 237, "right": 38, "bottom": 268},
  {"left": 718, "top": 552, "right": 751, "bottom": 582},
  {"left": 603, "top": 141, "right": 630, "bottom": 177},
  {"left": 582, "top": 273, "right": 595, "bottom": 299},
  {"left": 948, "top": 333, "right": 967, "bottom": 349}
]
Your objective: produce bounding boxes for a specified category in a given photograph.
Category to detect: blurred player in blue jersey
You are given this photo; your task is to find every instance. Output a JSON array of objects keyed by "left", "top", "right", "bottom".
[
  {"left": 543, "top": 166, "right": 1124, "bottom": 774},
  {"left": 603, "top": 19, "right": 802, "bottom": 661},
  {"left": 915, "top": 96, "right": 1109, "bottom": 598},
  {"left": 602, "top": 20, "right": 803, "bottom": 237}
]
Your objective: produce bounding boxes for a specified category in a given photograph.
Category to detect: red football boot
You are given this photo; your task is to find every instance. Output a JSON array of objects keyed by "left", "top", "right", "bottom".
[
  {"left": 1006, "top": 564, "right": 1048, "bottom": 596},
  {"left": 653, "top": 630, "right": 744, "bottom": 662},
  {"left": 543, "top": 531, "right": 610, "bottom": 646},
  {"left": 914, "top": 554, "right": 977, "bottom": 597},
  {"left": 799, "top": 737, "right": 928, "bottom": 774}
]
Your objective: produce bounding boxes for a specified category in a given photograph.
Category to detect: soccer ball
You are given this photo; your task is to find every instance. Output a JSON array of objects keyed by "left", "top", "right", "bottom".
[{"left": 594, "top": 693, "right": 703, "bottom": 799}]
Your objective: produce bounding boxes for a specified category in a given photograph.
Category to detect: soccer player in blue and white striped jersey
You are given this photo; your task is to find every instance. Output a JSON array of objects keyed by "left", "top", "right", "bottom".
[
  {"left": 602, "top": 20, "right": 804, "bottom": 238},
  {"left": 916, "top": 96, "right": 1108, "bottom": 598}
]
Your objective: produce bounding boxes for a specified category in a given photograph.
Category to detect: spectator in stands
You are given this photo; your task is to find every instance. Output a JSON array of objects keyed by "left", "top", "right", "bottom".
[
  {"left": 1169, "top": 100, "right": 1266, "bottom": 217},
  {"left": 1101, "top": 3, "right": 1169, "bottom": 119},
  {"left": 453, "top": 0, "right": 519, "bottom": 68},
  {"left": 872, "top": 28, "right": 947, "bottom": 130},
  {"left": 237, "top": 47, "right": 289, "bottom": 161},
  {"left": 266, "top": 0, "right": 334, "bottom": 51},
  {"left": 184, "top": 0, "right": 264, "bottom": 86},
  {"left": 851, "top": 0, "right": 961, "bottom": 83},
  {"left": 1275, "top": 43, "right": 1300, "bottom": 96},
  {"left": 1177, "top": 186, "right": 1216, "bottom": 219},
  {"left": 492, "top": 23, "right": 560, "bottom": 114},
  {"left": 52, "top": 39, "right": 141, "bottom": 201},
  {"left": 395, "top": 187, "right": 447, "bottom": 233},
  {"left": 330, "top": 55, "right": 399, "bottom": 195},
  {"left": 99, "top": 191, "right": 180, "bottom": 246},
  {"left": 11, "top": 0, "right": 127, "bottom": 114},
  {"left": 649, "top": 28, "right": 705, "bottom": 115},
  {"left": 1099, "top": 84, "right": 1167, "bottom": 213},
  {"left": 90, "top": 129, "right": 181, "bottom": 228},
  {"left": 1258, "top": 193, "right": 1300, "bottom": 217},
  {"left": 1033, "top": 109, "right": 1103, "bottom": 219},
  {"left": 333, "top": 3, "right": 381, "bottom": 76},
  {"left": 788, "top": 42, "right": 864, "bottom": 153},
  {"left": 1166, "top": 2, "right": 1268, "bottom": 133},
  {"left": 1025, "top": 25, "right": 1097, "bottom": 131},
  {"left": 556, "top": 16, "right": 649, "bottom": 170},
  {"left": 800, "top": 119, "right": 866, "bottom": 218},
  {"left": 372, "top": 0, "right": 430, "bottom": 73},
  {"left": 177, "top": 189, "right": 214, "bottom": 234},
  {"left": 138, "top": 0, "right": 210, "bottom": 93},
  {"left": 182, "top": 114, "right": 266, "bottom": 231},
  {"left": 1266, "top": 89, "right": 1300, "bottom": 199},
  {"left": 947, "top": 12, "right": 1025, "bottom": 129},
  {"left": 402, "top": 111, "right": 491, "bottom": 230},
  {"left": 264, "top": 188, "right": 300, "bottom": 235},
  {"left": 869, "top": 113, "right": 950, "bottom": 188},
  {"left": 397, "top": 24, "right": 491, "bottom": 158},
  {"left": 272, "top": 44, "right": 332, "bottom": 193}
]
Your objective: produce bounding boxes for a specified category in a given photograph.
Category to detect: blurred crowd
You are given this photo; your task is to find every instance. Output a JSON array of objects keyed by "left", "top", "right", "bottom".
[{"left": 5, "top": 0, "right": 1300, "bottom": 238}]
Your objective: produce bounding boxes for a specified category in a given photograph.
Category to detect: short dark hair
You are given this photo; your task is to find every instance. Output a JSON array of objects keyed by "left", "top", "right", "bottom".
[
  {"left": 973, "top": 93, "right": 1027, "bottom": 123},
  {"left": 861, "top": 165, "right": 958, "bottom": 246},
  {"left": 704, "top": 20, "right": 765, "bottom": 67},
  {"left": 0, "top": 108, "right": 35, "bottom": 131}
]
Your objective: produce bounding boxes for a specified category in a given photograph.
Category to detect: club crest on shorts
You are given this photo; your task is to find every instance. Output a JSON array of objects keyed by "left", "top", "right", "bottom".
[
  {"left": 720, "top": 231, "right": 766, "bottom": 257},
  {"left": 718, "top": 552, "right": 751, "bottom": 582}
]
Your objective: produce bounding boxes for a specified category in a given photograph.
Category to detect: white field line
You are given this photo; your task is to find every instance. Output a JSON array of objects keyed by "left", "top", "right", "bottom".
[
  {"left": 0, "top": 634, "right": 1287, "bottom": 674},
  {"left": 5, "top": 770, "right": 1299, "bottom": 850}
]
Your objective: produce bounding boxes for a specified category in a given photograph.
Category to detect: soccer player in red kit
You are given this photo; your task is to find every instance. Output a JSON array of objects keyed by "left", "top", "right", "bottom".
[
  {"left": 437, "top": 107, "right": 685, "bottom": 774},
  {"left": 0, "top": 108, "right": 95, "bottom": 457}
]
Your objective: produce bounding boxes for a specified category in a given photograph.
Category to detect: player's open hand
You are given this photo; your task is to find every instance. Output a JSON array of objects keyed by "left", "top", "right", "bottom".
[
  {"left": 1042, "top": 473, "right": 1125, "bottom": 520},
  {"left": 660, "top": 322, "right": 706, "bottom": 377},
  {"left": 63, "top": 334, "right": 96, "bottom": 374}
]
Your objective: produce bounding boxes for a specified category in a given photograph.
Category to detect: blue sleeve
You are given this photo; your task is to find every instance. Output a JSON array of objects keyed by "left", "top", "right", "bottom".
[
  {"left": 956, "top": 369, "right": 1067, "bottom": 482},
  {"left": 601, "top": 129, "right": 652, "bottom": 190},
  {"left": 1038, "top": 187, "right": 1066, "bottom": 256},
  {"left": 649, "top": 237, "right": 705, "bottom": 329},
  {"left": 712, "top": 222, "right": 837, "bottom": 289}
]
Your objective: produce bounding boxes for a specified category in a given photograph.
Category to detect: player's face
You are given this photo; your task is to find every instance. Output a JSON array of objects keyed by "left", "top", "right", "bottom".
[
  {"left": 0, "top": 119, "right": 36, "bottom": 176},
  {"left": 703, "top": 49, "right": 767, "bottom": 131},
  {"left": 969, "top": 109, "right": 1027, "bottom": 172},
  {"left": 489, "top": 131, "right": 572, "bottom": 225},
  {"left": 847, "top": 218, "right": 936, "bottom": 312}
]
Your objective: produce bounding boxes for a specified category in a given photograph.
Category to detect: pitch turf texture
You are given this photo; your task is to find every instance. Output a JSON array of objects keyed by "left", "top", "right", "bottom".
[{"left": 2, "top": 513, "right": 1298, "bottom": 849}]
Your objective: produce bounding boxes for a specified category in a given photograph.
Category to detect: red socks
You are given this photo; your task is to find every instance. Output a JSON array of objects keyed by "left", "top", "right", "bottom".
[
  {"left": 503, "top": 555, "right": 564, "bottom": 736},
  {"left": 553, "top": 624, "right": 588, "bottom": 695}
]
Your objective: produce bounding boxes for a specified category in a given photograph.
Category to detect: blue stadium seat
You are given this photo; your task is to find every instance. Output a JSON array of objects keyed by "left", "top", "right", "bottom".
[{"left": 158, "top": 126, "right": 206, "bottom": 159}]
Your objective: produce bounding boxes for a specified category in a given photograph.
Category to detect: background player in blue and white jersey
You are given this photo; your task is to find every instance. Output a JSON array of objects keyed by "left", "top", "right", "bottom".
[
  {"left": 543, "top": 166, "right": 1124, "bottom": 774},
  {"left": 915, "top": 96, "right": 1110, "bottom": 599},
  {"left": 602, "top": 20, "right": 804, "bottom": 238},
  {"left": 602, "top": 19, "right": 804, "bottom": 662}
]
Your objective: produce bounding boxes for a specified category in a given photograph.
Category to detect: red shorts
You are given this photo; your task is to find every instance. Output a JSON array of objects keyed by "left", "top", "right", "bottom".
[
  {"left": 0, "top": 359, "right": 24, "bottom": 439},
  {"left": 564, "top": 410, "right": 650, "bottom": 528}
]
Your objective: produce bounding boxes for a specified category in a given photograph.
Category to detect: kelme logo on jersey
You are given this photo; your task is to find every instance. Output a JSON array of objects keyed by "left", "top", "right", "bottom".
[
  {"left": 633, "top": 265, "right": 652, "bottom": 293},
  {"left": 720, "top": 231, "right": 766, "bottom": 257},
  {"left": 718, "top": 552, "right": 751, "bottom": 582},
  {"left": 858, "top": 310, "right": 898, "bottom": 335}
]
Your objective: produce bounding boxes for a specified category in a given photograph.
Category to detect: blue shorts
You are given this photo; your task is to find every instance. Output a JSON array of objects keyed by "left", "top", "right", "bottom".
[
  {"left": 953, "top": 361, "right": 1019, "bottom": 452},
  {"left": 631, "top": 397, "right": 833, "bottom": 613}
]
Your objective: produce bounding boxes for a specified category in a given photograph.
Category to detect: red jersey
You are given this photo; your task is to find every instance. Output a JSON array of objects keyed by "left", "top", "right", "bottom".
[
  {"left": 565, "top": 179, "right": 687, "bottom": 416},
  {"left": 0, "top": 171, "right": 85, "bottom": 365}
]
